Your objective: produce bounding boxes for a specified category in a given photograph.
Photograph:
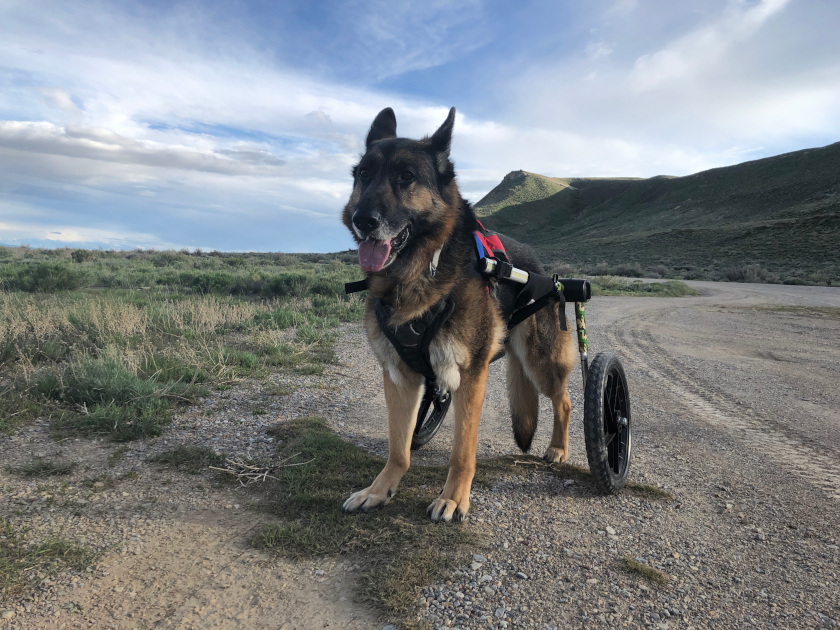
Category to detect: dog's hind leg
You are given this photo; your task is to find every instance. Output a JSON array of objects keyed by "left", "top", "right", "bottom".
[
  {"left": 508, "top": 351, "right": 539, "bottom": 453},
  {"left": 511, "top": 306, "right": 577, "bottom": 464},
  {"left": 543, "top": 324, "right": 578, "bottom": 464},
  {"left": 342, "top": 368, "right": 424, "bottom": 513},
  {"left": 427, "top": 362, "right": 489, "bottom": 523},
  {"left": 543, "top": 386, "right": 572, "bottom": 464}
]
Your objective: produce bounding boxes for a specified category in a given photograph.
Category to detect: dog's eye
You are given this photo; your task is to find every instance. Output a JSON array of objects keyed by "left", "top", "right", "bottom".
[
  {"left": 358, "top": 168, "right": 371, "bottom": 181},
  {"left": 399, "top": 171, "right": 414, "bottom": 183}
]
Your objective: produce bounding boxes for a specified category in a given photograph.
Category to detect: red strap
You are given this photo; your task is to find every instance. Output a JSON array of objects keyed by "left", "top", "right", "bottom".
[
  {"left": 484, "top": 233, "right": 505, "bottom": 253},
  {"left": 474, "top": 230, "right": 509, "bottom": 262}
]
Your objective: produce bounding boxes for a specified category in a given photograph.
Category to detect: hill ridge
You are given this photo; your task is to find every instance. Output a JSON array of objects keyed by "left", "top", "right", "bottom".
[{"left": 477, "top": 141, "right": 840, "bottom": 284}]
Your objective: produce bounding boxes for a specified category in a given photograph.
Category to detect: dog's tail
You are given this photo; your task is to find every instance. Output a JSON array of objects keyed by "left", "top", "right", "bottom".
[{"left": 508, "top": 353, "right": 539, "bottom": 452}]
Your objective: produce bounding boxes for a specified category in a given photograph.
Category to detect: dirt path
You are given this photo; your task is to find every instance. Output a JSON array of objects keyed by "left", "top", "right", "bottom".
[
  {"left": 2, "top": 281, "right": 839, "bottom": 629},
  {"left": 329, "top": 281, "right": 840, "bottom": 629}
]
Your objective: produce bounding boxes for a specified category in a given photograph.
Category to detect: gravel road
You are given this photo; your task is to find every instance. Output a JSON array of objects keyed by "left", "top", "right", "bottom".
[
  {"left": 329, "top": 281, "right": 840, "bottom": 629},
  {"left": 2, "top": 281, "right": 839, "bottom": 629}
]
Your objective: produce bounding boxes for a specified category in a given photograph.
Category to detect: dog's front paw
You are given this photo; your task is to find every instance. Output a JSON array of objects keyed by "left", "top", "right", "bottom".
[
  {"left": 427, "top": 495, "right": 470, "bottom": 523},
  {"left": 543, "top": 446, "right": 568, "bottom": 464},
  {"left": 342, "top": 486, "right": 394, "bottom": 513}
]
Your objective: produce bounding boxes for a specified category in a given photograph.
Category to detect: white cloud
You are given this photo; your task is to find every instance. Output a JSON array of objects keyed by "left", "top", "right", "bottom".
[
  {"left": 37, "top": 88, "right": 78, "bottom": 112},
  {"left": 337, "top": 0, "right": 491, "bottom": 80},
  {"left": 0, "top": 219, "right": 182, "bottom": 249},
  {"left": 629, "top": 0, "right": 791, "bottom": 91},
  {"left": 586, "top": 41, "right": 613, "bottom": 61},
  {"left": 507, "top": 0, "right": 839, "bottom": 174},
  {"left": 606, "top": 0, "right": 638, "bottom": 18},
  {"left": 0, "top": 122, "right": 287, "bottom": 176}
]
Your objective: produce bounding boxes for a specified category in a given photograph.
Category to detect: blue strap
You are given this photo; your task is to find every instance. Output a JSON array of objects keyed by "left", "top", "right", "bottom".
[{"left": 473, "top": 233, "right": 486, "bottom": 260}]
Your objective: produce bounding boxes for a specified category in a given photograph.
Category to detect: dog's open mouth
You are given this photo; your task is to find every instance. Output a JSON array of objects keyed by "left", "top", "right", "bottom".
[{"left": 358, "top": 224, "right": 411, "bottom": 272}]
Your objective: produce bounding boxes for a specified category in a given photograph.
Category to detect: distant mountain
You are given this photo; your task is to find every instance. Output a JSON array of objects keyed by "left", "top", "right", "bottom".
[{"left": 475, "top": 143, "right": 840, "bottom": 284}]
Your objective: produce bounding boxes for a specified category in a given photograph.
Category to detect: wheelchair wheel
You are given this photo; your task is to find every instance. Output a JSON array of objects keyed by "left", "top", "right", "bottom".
[
  {"left": 411, "top": 381, "right": 451, "bottom": 450},
  {"left": 583, "top": 352, "right": 631, "bottom": 494}
]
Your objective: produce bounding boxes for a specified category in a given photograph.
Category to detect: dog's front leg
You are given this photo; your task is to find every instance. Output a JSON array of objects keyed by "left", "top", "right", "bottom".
[
  {"left": 427, "top": 363, "right": 489, "bottom": 522},
  {"left": 342, "top": 368, "right": 424, "bottom": 513}
]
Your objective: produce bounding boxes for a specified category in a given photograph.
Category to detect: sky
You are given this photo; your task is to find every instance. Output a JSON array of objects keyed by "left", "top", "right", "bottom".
[{"left": 1, "top": 0, "right": 839, "bottom": 252}]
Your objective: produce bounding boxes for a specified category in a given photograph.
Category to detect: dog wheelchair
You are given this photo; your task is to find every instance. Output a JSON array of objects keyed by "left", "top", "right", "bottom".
[{"left": 410, "top": 260, "right": 632, "bottom": 495}]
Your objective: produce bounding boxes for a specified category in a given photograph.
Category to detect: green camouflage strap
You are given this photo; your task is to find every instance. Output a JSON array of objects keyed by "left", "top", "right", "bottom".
[{"left": 575, "top": 302, "right": 588, "bottom": 354}]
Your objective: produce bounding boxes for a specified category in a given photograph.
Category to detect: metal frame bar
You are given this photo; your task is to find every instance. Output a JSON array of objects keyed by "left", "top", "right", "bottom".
[
  {"left": 575, "top": 301, "right": 589, "bottom": 388},
  {"left": 483, "top": 258, "right": 590, "bottom": 386}
]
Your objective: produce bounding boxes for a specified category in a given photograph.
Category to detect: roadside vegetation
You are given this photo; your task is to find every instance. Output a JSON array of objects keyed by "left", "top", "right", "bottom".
[
  {"left": 0, "top": 246, "right": 364, "bottom": 438},
  {"left": 0, "top": 518, "right": 97, "bottom": 602},
  {"left": 589, "top": 277, "right": 698, "bottom": 297},
  {"left": 550, "top": 258, "right": 834, "bottom": 287}
]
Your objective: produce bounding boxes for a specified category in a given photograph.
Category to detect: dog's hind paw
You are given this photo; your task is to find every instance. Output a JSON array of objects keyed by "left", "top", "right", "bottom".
[
  {"left": 427, "top": 497, "right": 469, "bottom": 523},
  {"left": 342, "top": 487, "right": 393, "bottom": 513},
  {"left": 543, "top": 446, "right": 568, "bottom": 464}
]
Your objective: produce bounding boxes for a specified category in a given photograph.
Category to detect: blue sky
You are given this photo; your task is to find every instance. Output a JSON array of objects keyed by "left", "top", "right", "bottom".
[{"left": 1, "top": 0, "right": 839, "bottom": 252}]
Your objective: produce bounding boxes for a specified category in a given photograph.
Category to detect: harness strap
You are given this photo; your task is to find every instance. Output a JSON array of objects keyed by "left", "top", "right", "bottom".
[
  {"left": 374, "top": 297, "right": 456, "bottom": 382},
  {"left": 345, "top": 278, "right": 369, "bottom": 294},
  {"left": 508, "top": 285, "right": 567, "bottom": 330},
  {"left": 473, "top": 222, "right": 567, "bottom": 332}
]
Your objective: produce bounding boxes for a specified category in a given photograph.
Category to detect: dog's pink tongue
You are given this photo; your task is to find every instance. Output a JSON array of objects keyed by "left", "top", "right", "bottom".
[{"left": 358, "top": 238, "right": 392, "bottom": 272}]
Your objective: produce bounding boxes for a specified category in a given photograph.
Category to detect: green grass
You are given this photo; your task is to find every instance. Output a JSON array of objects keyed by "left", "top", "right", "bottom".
[
  {"left": 148, "top": 445, "right": 225, "bottom": 474},
  {"left": 263, "top": 383, "right": 295, "bottom": 397},
  {"left": 251, "top": 417, "right": 494, "bottom": 619},
  {"left": 107, "top": 445, "right": 130, "bottom": 467},
  {"left": 8, "top": 458, "right": 76, "bottom": 478},
  {"left": 624, "top": 481, "right": 675, "bottom": 501},
  {"left": 0, "top": 261, "right": 90, "bottom": 292},
  {"left": 81, "top": 473, "right": 122, "bottom": 491},
  {"left": 139, "top": 354, "right": 209, "bottom": 384},
  {"left": 0, "top": 247, "right": 362, "bottom": 296},
  {"left": 0, "top": 519, "right": 96, "bottom": 602},
  {"left": 478, "top": 143, "right": 840, "bottom": 284},
  {"left": 618, "top": 556, "right": 669, "bottom": 585},
  {"left": 590, "top": 277, "right": 698, "bottom": 297},
  {"left": 0, "top": 388, "right": 42, "bottom": 435},
  {"left": 0, "top": 248, "right": 365, "bottom": 440},
  {"left": 36, "top": 356, "right": 207, "bottom": 441}
]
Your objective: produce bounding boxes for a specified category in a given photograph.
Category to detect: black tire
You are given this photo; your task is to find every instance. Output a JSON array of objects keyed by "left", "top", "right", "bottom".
[
  {"left": 583, "top": 352, "right": 632, "bottom": 494},
  {"left": 411, "top": 382, "right": 451, "bottom": 450}
]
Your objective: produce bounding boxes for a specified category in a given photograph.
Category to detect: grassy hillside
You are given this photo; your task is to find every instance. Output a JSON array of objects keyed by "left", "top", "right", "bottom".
[
  {"left": 476, "top": 142, "right": 840, "bottom": 284},
  {"left": 474, "top": 171, "right": 573, "bottom": 217}
]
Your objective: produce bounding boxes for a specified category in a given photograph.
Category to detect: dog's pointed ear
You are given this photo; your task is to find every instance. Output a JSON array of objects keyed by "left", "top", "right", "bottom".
[
  {"left": 366, "top": 108, "right": 397, "bottom": 149},
  {"left": 430, "top": 107, "right": 456, "bottom": 159}
]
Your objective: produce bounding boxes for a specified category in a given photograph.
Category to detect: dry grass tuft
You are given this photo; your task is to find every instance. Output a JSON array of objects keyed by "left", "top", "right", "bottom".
[{"left": 618, "top": 556, "right": 669, "bottom": 585}]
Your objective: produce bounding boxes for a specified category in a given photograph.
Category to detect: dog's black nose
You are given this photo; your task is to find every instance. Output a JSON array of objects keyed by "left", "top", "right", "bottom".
[{"left": 352, "top": 210, "right": 381, "bottom": 234}]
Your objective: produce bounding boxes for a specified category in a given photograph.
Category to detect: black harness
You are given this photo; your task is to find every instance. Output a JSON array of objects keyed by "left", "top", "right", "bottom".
[
  {"left": 374, "top": 296, "right": 455, "bottom": 382},
  {"left": 345, "top": 225, "right": 569, "bottom": 381}
]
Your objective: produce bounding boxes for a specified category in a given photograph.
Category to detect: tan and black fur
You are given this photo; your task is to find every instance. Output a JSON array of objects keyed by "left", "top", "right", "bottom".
[{"left": 341, "top": 107, "right": 577, "bottom": 522}]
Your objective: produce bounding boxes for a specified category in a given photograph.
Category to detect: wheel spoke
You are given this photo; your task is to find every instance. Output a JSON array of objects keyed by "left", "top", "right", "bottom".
[{"left": 611, "top": 376, "right": 621, "bottom": 416}]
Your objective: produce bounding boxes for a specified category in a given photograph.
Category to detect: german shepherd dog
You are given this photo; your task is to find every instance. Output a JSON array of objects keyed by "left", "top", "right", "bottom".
[{"left": 341, "top": 107, "right": 577, "bottom": 522}]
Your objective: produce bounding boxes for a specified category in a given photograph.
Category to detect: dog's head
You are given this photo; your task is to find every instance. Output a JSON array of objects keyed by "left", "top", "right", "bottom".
[{"left": 342, "top": 107, "right": 458, "bottom": 274}]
